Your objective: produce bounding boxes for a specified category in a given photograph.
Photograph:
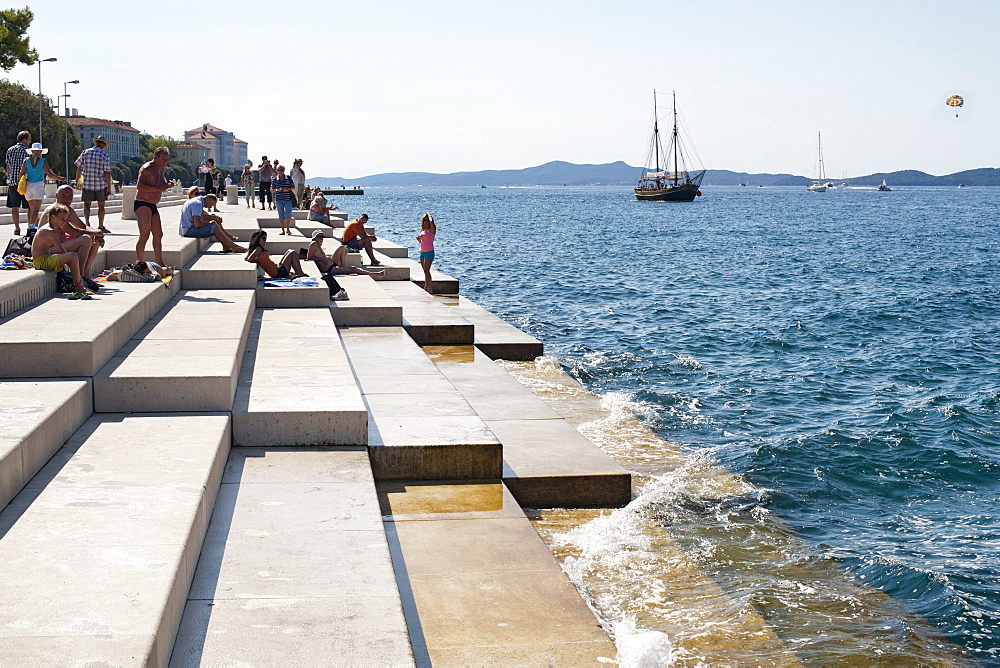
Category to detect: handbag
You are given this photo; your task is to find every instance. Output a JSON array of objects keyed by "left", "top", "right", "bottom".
[
  {"left": 56, "top": 270, "right": 75, "bottom": 293},
  {"left": 3, "top": 235, "right": 31, "bottom": 257},
  {"left": 17, "top": 173, "right": 27, "bottom": 196}
]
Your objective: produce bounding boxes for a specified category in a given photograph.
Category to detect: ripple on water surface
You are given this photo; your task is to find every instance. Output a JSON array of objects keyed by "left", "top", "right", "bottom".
[{"left": 364, "top": 186, "right": 999, "bottom": 664}]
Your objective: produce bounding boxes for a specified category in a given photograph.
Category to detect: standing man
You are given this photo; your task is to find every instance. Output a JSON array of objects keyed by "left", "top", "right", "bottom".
[
  {"left": 257, "top": 155, "right": 274, "bottom": 210},
  {"left": 4, "top": 130, "right": 31, "bottom": 235},
  {"left": 74, "top": 135, "right": 113, "bottom": 233},
  {"left": 134, "top": 146, "right": 174, "bottom": 267}
]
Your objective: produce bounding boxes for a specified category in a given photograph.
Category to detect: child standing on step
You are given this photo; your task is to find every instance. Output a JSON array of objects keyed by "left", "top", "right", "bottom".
[{"left": 417, "top": 212, "right": 435, "bottom": 293}]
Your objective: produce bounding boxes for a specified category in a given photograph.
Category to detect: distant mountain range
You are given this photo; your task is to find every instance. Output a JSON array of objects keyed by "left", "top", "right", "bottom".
[{"left": 311, "top": 161, "right": 1000, "bottom": 187}]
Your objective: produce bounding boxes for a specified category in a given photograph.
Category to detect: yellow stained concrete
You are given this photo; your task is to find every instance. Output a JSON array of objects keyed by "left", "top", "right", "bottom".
[{"left": 379, "top": 480, "right": 618, "bottom": 665}]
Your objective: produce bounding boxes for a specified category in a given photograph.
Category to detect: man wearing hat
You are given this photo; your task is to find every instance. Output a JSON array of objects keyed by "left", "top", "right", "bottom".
[{"left": 74, "top": 135, "right": 113, "bottom": 233}]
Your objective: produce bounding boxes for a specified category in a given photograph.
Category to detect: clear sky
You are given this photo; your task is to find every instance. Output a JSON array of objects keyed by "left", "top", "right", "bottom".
[{"left": 5, "top": 0, "right": 996, "bottom": 178}]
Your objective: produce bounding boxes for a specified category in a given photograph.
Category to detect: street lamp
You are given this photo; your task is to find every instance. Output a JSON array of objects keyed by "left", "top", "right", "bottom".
[
  {"left": 62, "top": 80, "right": 80, "bottom": 182},
  {"left": 36, "top": 56, "right": 57, "bottom": 145}
]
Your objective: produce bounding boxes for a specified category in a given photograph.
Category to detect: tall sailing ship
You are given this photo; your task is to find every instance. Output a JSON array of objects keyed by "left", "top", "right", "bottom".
[
  {"left": 807, "top": 131, "right": 828, "bottom": 192},
  {"left": 635, "top": 91, "right": 705, "bottom": 202}
]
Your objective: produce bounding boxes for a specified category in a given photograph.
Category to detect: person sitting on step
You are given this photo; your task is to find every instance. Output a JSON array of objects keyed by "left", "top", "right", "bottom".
[
  {"left": 307, "top": 230, "right": 385, "bottom": 277},
  {"left": 244, "top": 230, "right": 309, "bottom": 279},
  {"left": 178, "top": 193, "right": 246, "bottom": 253},
  {"left": 307, "top": 195, "right": 338, "bottom": 227},
  {"left": 340, "top": 213, "right": 380, "bottom": 265},
  {"left": 31, "top": 203, "right": 92, "bottom": 296}
]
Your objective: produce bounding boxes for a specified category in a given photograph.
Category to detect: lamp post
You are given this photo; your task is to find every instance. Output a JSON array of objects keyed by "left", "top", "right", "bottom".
[
  {"left": 62, "top": 80, "right": 80, "bottom": 183},
  {"left": 36, "top": 57, "right": 57, "bottom": 145}
]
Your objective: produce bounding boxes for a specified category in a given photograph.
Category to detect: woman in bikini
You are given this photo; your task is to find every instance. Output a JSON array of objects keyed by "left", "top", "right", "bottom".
[{"left": 244, "top": 230, "right": 309, "bottom": 279}]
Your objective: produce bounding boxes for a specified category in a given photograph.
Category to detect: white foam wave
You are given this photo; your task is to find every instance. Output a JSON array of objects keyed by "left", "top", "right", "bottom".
[
  {"left": 673, "top": 354, "right": 703, "bottom": 370},
  {"left": 613, "top": 617, "right": 678, "bottom": 667}
]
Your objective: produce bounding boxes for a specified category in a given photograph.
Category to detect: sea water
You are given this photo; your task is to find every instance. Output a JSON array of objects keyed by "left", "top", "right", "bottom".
[{"left": 360, "top": 185, "right": 999, "bottom": 665}]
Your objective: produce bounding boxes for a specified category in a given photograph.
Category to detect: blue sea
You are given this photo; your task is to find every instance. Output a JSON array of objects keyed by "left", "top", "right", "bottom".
[{"left": 362, "top": 185, "right": 1000, "bottom": 665}]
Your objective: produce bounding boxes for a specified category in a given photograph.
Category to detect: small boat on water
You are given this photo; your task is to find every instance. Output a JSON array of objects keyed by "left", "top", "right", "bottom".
[
  {"left": 877, "top": 179, "right": 892, "bottom": 191},
  {"left": 634, "top": 91, "right": 705, "bottom": 202},
  {"left": 807, "top": 131, "right": 828, "bottom": 192}
]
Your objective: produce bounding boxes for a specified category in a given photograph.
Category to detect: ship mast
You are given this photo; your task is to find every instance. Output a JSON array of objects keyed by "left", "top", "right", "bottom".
[
  {"left": 672, "top": 91, "right": 679, "bottom": 183},
  {"left": 653, "top": 90, "right": 660, "bottom": 174}
]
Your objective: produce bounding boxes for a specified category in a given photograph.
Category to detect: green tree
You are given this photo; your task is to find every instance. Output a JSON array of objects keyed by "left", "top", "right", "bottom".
[
  {"left": 112, "top": 133, "right": 194, "bottom": 186},
  {"left": 0, "top": 78, "right": 82, "bottom": 181},
  {"left": 0, "top": 7, "right": 36, "bottom": 71}
]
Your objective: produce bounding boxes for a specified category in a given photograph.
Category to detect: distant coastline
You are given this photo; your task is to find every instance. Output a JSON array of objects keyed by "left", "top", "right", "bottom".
[{"left": 310, "top": 161, "right": 1000, "bottom": 188}]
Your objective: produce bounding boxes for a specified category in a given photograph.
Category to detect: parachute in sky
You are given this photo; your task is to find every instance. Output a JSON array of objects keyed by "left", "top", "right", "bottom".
[{"left": 946, "top": 94, "right": 964, "bottom": 117}]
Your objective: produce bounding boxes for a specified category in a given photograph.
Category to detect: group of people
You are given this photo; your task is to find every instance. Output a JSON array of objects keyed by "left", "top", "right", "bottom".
[
  {"left": 7, "top": 132, "right": 440, "bottom": 299},
  {"left": 5, "top": 130, "right": 115, "bottom": 237},
  {"left": 238, "top": 156, "right": 308, "bottom": 213},
  {"left": 198, "top": 158, "right": 230, "bottom": 197}
]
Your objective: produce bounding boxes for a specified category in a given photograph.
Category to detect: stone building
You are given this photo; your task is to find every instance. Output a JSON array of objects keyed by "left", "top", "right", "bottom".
[
  {"left": 65, "top": 116, "right": 141, "bottom": 165},
  {"left": 174, "top": 142, "right": 212, "bottom": 170},
  {"left": 182, "top": 124, "right": 248, "bottom": 170}
]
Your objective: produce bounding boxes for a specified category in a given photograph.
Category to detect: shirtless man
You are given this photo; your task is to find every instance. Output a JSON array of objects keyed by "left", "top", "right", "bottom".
[
  {"left": 341, "top": 214, "right": 380, "bottom": 266},
  {"left": 134, "top": 146, "right": 174, "bottom": 267},
  {"left": 31, "top": 204, "right": 91, "bottom": 295},
  {"left": 307, "top": 230, "right": 384, "bottom": 277},
  {"left": 42, "top": 185, "right": 104, "bottom": 290}
]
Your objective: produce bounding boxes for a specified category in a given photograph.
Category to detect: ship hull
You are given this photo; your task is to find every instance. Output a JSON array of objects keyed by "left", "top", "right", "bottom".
[{"left": 634, "top": 183, "right": 699, "bottom": 202}]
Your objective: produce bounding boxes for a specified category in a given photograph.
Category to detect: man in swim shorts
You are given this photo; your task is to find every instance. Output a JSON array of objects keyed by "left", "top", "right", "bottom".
[
  {"left": 31, "top": 203, "right": 91, "bottom": 295},
  {"left": 340, "top": 214, "right": 380, "bottom": 265},
  {"left": 134, "top": 146, "right": 174, "bottom": 267}
]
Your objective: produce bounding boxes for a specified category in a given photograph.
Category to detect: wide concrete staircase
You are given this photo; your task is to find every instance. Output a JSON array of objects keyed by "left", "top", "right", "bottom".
[{"left": 0, "top": 201, "right": 629, "bottom": 665}]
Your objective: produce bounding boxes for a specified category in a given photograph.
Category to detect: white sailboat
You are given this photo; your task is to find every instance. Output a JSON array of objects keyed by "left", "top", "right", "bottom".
[{"left": 807, "top": 131, "right": 827, "bottom": 192}]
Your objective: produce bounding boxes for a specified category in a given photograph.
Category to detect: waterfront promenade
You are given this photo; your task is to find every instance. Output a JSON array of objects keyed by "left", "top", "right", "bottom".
[{"left": 0, "top": 191, "right": 629, "bottom": 665}]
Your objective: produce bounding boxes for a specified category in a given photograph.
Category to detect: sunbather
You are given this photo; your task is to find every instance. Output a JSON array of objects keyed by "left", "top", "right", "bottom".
[
  {"left": 307, "top": 230, "right": 385, "bottom": 277},
  {"left": 244, "top": 230, "right": 308, "bottom": 279}
]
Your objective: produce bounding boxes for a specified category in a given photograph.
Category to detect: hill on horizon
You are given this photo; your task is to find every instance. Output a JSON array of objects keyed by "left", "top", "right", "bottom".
[{"left": 310, "top": 161, "right": 1000, "bottom": 187}]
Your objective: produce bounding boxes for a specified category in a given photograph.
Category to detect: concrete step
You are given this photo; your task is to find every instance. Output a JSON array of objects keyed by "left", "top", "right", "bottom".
[
  {"left": 378, "top": 480, "right": 617, "bottom": 664},
  {"left": 380, "top": 281, "right": 474, "bottom": 345},
  {"left": 93, "top": 290, "right": 255, "bottom": 412},
  {"left": 170, "top": 447, "right": 415, "bottom": 666},
  {"left": 0, "top": 269, "right": 55, "bottom": 319},
  {"left": 292, "top": 209, "right": 348, "bottom": 221},
  {"left": 340, "top": 327, "right": 501, "bottom": 480},
  {"left": 224, "top": 223, "right": 260, "bottom": 242},
  {"left": 251, "top": 230, "right": 309, "bottom": 256},
  {"left": 0, "top": 279, "right": 179, "bottom": 378},
  {"left": 362, "top": 251, "right": 410, "bottom": 281},
  {"left": 428, "top": 346, "right": 631, "bottom": 508},
  {"left": 0, "top": 379, "right": 92, "bottom": 511},
  {"left": 0, "top": 413, "right": 231, "bottom": 666},
  {"left": 254, "top": 280, "right": 329, "bottom": 308},
  {"left": 452, "top": 295, "right": 543, "bottom": 361},
  {"left": 329, "top": 275, "right": 402, "bottom": 326},
  {"left": 386, "top": 254, "right": 460, "bottom": 294},
  {"left": 294, "top": 220, "right": 346, "bottom": 235},
  {"left": 232, "top": 308, "right": 367, "bottom": 447},
  {"left": 373, "top": 239, "right": 410, "bottom": 258},
  {"left": 101, "top": 236, "right": 206, "bottom": 271},
  {"left": 181, "top": 247, "right": 257, "bottom": 290}
]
